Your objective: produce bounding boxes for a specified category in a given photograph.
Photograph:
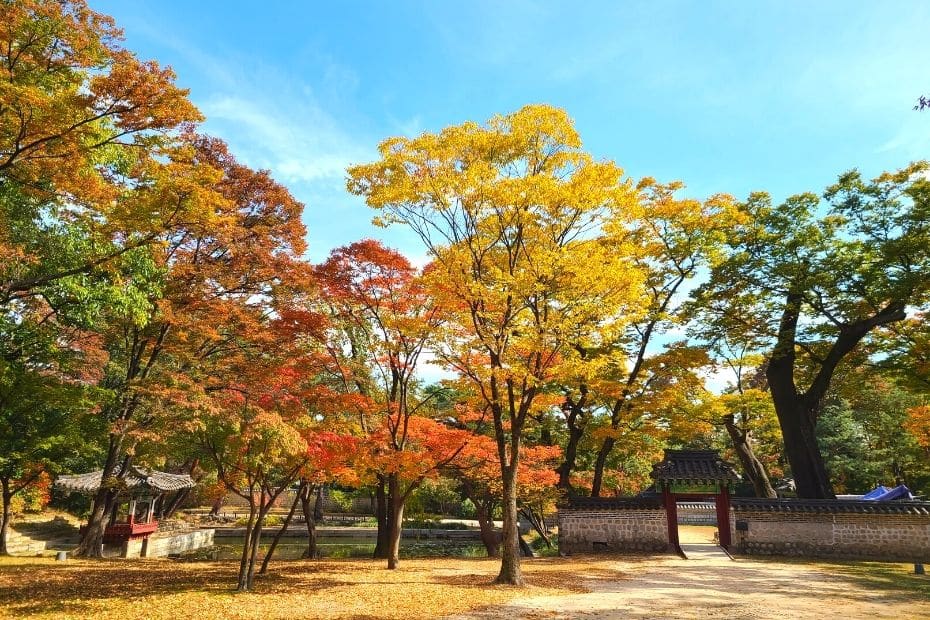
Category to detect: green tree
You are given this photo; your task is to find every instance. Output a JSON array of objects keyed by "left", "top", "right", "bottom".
[
  {"left": 0, "top": 300, "right": 104, "bottom": 554},
  {"left": 694, "top": 162, "right": 930, "bottom": 498}
]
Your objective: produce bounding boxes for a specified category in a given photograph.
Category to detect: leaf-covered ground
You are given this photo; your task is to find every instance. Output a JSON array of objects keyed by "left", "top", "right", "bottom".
[
  {"left": 0, "top": 556, "right": 595, "bottom": 620},
  {"left": 1, "top": 555, "right": 927, "bottom": 619}
]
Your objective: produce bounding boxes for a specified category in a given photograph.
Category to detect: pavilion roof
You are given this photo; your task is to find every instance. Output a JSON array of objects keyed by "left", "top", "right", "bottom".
[
  {"left": 55, "top": 466, "right": 196, "bottom": 496},
  {"left": 650, "top": 449, "right": 741, "bottom": 484}
]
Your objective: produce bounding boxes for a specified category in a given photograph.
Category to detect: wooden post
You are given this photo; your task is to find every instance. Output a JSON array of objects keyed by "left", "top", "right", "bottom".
[
  {"left": 663, "top": 485, "right": 679, "bottom": 553},
  {"left": 147, "top": 497, "right": 156, "bottom": 524},
  {"left": 128, "top": 499, "right": 137, "bottom": 525},
  {"left": 716, "top": 485, "right": 732, "bottom": 549}
]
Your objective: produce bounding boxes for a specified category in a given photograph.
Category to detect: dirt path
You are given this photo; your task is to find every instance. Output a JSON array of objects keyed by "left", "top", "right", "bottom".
[{"left": 451, "top": 555, "right": 930, "bottom": 619}]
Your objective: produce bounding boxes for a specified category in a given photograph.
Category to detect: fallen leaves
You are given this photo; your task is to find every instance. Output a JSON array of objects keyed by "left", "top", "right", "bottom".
[{"left": 0, "top": 556, "right": 595, "bottom": 620}]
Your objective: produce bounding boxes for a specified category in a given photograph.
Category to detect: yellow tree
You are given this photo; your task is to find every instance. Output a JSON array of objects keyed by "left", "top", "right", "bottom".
[
  {"left": 583, "top": 180, "right": 732, "bottom": 496},
  {"left": 348, "top": 105, "right": 646, "bottom": 585}
]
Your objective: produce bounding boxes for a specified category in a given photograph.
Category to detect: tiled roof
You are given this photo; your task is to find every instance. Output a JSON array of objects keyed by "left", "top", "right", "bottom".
[
  {"left": 650, "top": 449, "right": 741, "bottom": 484},
  {"left": 55, "top": 466, "right": 196, "bottom": 496},
  {"left": 732, "top": 498, "right": 930, "bottom": 515},
  {"left": 564, "top": 496, "right": 664, "bottom": 510}
]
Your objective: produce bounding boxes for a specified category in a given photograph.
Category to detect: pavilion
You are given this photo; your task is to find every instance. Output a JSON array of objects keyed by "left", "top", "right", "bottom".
[{"left": 56, "top": 466, "right": 196, "bottom": 544}]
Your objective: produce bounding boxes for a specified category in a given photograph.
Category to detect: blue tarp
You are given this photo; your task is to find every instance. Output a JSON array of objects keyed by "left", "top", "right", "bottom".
[
  {"left": 862, "top": 485, "right": 891, "bottom": 500},
  {"left": 872, "top": 485, "right": 914, "bottom": 501},
  {"left": 862, "top": 484, "right": 914, "bottom": 501}
]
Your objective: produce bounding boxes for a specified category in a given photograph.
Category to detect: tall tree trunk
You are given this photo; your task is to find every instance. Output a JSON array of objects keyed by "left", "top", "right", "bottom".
[
  {"left": 259, "top": 482, "right": 304, "bottom": 575},
  {"left": 74, "top": 438, "right": 123, "bottom": 557},
  {"left": 0, "top": 478, "right": 12, "bottom": 556},
  {"left": 373, "top": 475, "right": 390, "bottom": 559},
  {"left": 723, "top": 415, "right": 777, "bottom": 498},
  {"left": 767, "top": 294, "right": 905, "bottom": 499},
  {"left": 474, "top": 499, "right": 499, "bottom": 558},
  {"left": 590, "top": 437, "right": 614, "bottom": 497},
  {"left": 776, "top": 398, "right": 834, "bottom": 498},
  {"left": 765, "top": 292, "right": 834, "bottom": 499},
  {"left": 386, "top": 474, "right": 404, "bottom": 570},
  {"left": 300, "top": 482, "right": 318, "bottom": 559},
  {"left": 557, "top": 393, "right": 586, "bottom": 492},
  {"left": 495, "top": 466, "right": 523, "bottom": 585}
]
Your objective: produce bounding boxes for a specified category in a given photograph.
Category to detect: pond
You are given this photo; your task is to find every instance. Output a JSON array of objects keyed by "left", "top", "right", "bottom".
[{"left": 176, "top": 536, "right": 487, "bottom": 561}]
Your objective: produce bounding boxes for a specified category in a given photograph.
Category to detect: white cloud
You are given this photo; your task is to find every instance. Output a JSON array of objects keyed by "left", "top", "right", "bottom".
[{"left": 200, "top": 93, "right": 369, "bottom": 185}]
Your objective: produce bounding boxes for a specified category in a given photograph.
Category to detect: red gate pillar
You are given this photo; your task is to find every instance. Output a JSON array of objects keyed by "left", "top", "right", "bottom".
[
  {"left": 716, "top": 485, "right": 732, "bottom": 549},
  {"left": 663, "top": 486, "right": 680, "bottom": 553}
]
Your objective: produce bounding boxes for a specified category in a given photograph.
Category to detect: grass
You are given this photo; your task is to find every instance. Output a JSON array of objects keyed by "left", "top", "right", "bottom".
[{"left": 808, "top": 559, "right": 930, "bottom": 597}]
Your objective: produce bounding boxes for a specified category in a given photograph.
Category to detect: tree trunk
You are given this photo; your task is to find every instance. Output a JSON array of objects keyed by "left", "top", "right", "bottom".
[
  {"left": 777, "top": 399, "right": 834, "bottom": 498},
  {"left": 386, "top": 474, "right": 404, "bottom": 570},
  {"left": 74, "top": 438, "right": 123, "bottom": 557},
  {"left": 520, "top": 506, "right": 552, "bottom": 547},
  {"left": 590, "top": 437, "right": 614, "bottom": 498},
  {"left": 300, "top": 483, "right": 318, "bottom": 559},
  {"left": 160, "top": 460, "right": 201, "bottom": 519},
  {"left": 237, "top": 496, "right": 257, "bottom": 591},
  {"left": 495, "top": 467, "right": 523, "bottom": 585},
  {"left": 245, "top": 512, "right": 264, "bottom": 590},
  {"left": 723, "top": 415, "right": 777, "bottom": 498},
  {"left": 209, "top": 494, "right": 224, "bottom": 517},
  {"left": 240, "top": 497, "right": 269, "bottom": 591},
  {"left": 767, "top": 295, "right": 905, "bottom": 499},
  {"left": 259, "top": 482, "right": 303, "bottom": 575},
  {"left": 557, "top": 396, "right": 586, "bottom": 492},
  {"left": 160, "top": 489, "right": 188, "bottom": 520},
  {"left": 474, "top": 500, "right": 500, "bottom": 558},
  {"left": 313, "top": 485, "right": 324, "bottom": 520},
  {"left": 373, "top": 475, "right": 390, "bottom": 559},
  {"left": 0, "top": 478, "right": 12, "bottom": 556}
]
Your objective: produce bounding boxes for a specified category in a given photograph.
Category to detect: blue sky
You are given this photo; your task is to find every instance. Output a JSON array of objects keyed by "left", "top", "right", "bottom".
[{"left": 92, "top": 0, "right": 930, "bottom": 264}]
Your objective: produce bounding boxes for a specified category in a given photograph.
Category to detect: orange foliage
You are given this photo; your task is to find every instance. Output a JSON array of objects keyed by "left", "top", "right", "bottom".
[{"left": 904, "top": 405, "right": 930, "bottom": 449}]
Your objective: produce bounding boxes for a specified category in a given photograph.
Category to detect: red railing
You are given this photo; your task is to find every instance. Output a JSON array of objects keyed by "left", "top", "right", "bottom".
[{"left": 82, "top": 520, "right": 159, "bottom": 544}]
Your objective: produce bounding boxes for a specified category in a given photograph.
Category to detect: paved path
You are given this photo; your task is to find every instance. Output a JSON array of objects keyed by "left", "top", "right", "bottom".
[
  {"left": 680, "top": 543, "right": 732, "bottom": 561},
  {"left": 449, "top": 555, "right": 930, "bottom": 619}
]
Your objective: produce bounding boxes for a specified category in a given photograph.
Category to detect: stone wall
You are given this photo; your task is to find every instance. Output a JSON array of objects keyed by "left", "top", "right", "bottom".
[
  {"left": 119, "top": 529, "right": 215, "bottom": 558},
  {"left": 559, "top": 507, "right": 669, "bottom": 554},
  {"left": 731, "top": 500, "right": 930, "bottom": 563},
  {"left": 144, "top": 528, "right": 215, "bottom": 557}
]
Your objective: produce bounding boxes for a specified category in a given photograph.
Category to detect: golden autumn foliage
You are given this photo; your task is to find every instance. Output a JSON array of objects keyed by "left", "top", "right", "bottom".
[
  {"left": 349, "top": 104, "right": 649, "bottom": 584},
  {"left": 0, "top": 0, "right": 208, "bottom": 303}
]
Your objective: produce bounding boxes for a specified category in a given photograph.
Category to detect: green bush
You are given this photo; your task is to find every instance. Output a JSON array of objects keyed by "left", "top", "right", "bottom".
[
  {"left": 402, "top": 517, "right": 469, "bottom": 530},
  {"left": 327, "top": 489, "right": 355, "bottom": 513},
  {"left": 233, "top": 514, "right": 283, "bottom": 527}
]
